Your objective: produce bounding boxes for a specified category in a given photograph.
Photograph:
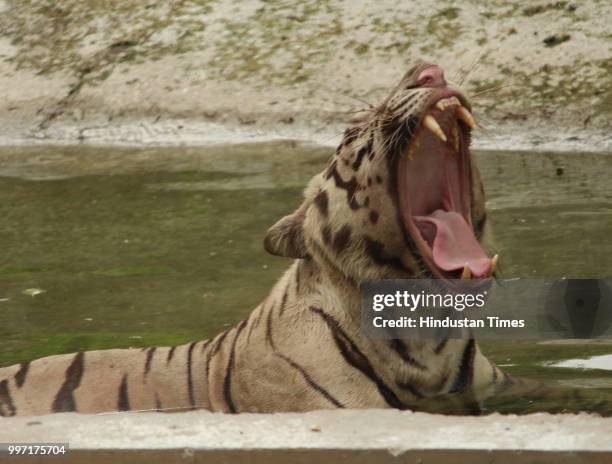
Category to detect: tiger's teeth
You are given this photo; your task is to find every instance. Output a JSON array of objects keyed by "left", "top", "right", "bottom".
[
  {"left": 423, "top": 115, "right": 447, "bottom": 142},
  {"left": 406, "top": 133, "right": 420, "bottom": 159},
  {"left": 457, "top": 106, "right": 477, "bottom": 129},
  {"left": 461, "top": 265, "right": 471, "bottom": 280},
  {"left": 452, "top": 125, "right": 460, "bottom": 153},
  {"left": 491, "top": 254, "right": 498, "bottom": 274},
  {"left": 435, "top": 96, "right": 461, "bottom": 111}
]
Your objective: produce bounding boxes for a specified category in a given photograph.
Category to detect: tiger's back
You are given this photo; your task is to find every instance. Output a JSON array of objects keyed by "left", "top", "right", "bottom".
[{"left": 1, "top": 258, "right": 502, "bottom": 416}]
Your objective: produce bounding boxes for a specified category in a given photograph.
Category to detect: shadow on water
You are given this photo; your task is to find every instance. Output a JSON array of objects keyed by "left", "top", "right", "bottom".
[{"left": 1, "top": 143, "right": 612, "bottom": 415}]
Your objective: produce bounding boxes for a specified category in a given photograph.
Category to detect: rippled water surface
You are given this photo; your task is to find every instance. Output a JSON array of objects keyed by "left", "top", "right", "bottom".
[{"left": 1, "top": 143, "right": 612, "bottom": 414}]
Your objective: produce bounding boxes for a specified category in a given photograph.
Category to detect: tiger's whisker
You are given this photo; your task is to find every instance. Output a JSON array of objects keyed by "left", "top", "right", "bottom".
[{"left": 470, "top": 83, "right": 517, "bottom": 98}]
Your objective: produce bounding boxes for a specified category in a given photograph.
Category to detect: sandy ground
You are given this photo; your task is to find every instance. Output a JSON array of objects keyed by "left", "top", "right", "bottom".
[{"left": 0, "top": 0, "right": 610, "bottom": 150}]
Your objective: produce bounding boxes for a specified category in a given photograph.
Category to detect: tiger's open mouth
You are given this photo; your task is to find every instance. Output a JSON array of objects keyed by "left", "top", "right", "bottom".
[{"left": 398, "top": 90, "right": 496, "bottom": 280}]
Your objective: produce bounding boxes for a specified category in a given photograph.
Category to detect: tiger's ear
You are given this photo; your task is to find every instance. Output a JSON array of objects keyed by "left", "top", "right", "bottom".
[
  {"left": 265, "top": 174, "right": 322, "bottom": 258},
  {"left": 263, "top": 209, "right": 308, "bottom": 259}
]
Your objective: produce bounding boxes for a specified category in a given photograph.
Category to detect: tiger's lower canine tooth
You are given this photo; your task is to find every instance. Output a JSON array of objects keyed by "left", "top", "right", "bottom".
[
  {"left": 457, "top": 106, "right": 477, "bottom": 129},
  {"left": 491, "top": 254, "right": 498, "bottom": 274},
  {"left": 423, "top": 115, "right": 447, "bottom": 142},
  {"left": 461, "top": 265, "right": 471, "bottom": 280}
]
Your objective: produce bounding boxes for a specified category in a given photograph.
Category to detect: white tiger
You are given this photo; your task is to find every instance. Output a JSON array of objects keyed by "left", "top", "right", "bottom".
[{"left": 1, "top": 62, "right": 508, "bottom": 416}]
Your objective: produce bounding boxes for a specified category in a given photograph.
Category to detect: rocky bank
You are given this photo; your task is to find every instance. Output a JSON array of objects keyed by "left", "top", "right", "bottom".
[{"left": 0, "top": 0, "right": 610, "bottom": 150}]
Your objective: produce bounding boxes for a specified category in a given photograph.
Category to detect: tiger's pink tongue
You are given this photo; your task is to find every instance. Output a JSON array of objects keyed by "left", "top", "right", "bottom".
[{"left": 415, "top": 210, "right": 491, "bottom": 277}]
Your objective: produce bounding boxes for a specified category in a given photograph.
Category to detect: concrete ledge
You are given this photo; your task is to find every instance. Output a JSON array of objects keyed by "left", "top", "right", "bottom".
[{"left": 1, "top": 410, "right": 611, "bottom": 463}]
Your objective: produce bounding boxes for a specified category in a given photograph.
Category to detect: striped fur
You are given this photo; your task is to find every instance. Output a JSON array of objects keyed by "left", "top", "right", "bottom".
[{"left": 0, "top": 63, "right": 502, "bottom": 416}]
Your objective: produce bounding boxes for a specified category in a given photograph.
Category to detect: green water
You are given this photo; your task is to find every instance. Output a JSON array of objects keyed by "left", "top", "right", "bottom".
[{"left": 1, "top": 142, "right": 612, "bottom": 415}]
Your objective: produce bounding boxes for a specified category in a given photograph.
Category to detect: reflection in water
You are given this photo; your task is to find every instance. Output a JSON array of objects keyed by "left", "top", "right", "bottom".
[
  {"left": 548, "top": 354, "right": 612, "bottom": 371},
  {"left": 1, "top": 143, "right": 612, "bottom": 414}
]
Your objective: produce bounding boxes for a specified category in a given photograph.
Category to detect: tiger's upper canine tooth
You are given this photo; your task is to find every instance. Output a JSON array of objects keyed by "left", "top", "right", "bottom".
[
  {"left": 461, "top": 265, "right": 472, "bottom": 280},
  {"left": 456, "top": 106, "right": 477, "bottom": 130},
  {"left": 423, "top": 115, "right": 447, "bottom": 142}
]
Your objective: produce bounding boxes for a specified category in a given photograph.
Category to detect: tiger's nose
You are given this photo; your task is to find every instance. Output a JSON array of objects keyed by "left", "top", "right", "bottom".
[{"left": 417, "top": 65, "right": 446, "bottom": 88}]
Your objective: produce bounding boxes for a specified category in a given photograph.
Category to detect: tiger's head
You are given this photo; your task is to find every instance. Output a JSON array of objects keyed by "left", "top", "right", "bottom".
[{"left": 264, "top": 62, "right": 495, "bottom": 283}]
